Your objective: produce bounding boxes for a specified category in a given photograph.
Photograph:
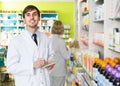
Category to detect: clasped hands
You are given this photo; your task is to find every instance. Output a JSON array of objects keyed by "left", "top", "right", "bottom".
[{"left": 33, "top": 58, "right": 54, "bottom": 70}]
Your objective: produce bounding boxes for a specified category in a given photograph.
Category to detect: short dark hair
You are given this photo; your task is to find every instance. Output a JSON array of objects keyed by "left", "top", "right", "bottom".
[
  {"left": 51, "top": 20, "right": 64, "bottom": 35},
  {"left": 22, "top": 5, "right": 40, "bottom": 18}
]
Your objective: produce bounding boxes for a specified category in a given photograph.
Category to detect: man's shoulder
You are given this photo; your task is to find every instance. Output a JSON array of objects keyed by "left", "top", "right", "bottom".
[
  {"left": 39, "top": 32, "right": 49, "bottom": 38},
  {"left": 9, "top": 33, "right": 23, "bottom": 44}
]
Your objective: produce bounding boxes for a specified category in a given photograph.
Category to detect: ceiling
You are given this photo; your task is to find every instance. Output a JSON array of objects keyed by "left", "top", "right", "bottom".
[{"left": 0, "top": 0, "right": 73, "bottom": 2}]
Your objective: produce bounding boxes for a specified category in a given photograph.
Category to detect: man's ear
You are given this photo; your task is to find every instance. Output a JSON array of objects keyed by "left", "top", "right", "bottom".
[{"left": 23, "top": 19, "right": 26, "bottom": 25}]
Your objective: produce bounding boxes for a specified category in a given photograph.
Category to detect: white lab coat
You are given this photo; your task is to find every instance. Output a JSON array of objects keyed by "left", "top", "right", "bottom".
[
  {"left": 49, "top": 34, "right": 72, "bottom": 86},
  {"left": 49, "top": 34, "right": 71, "bottom": 76},
  {"left": 6, "top": 30, "right": 54, "bottom": 86}
]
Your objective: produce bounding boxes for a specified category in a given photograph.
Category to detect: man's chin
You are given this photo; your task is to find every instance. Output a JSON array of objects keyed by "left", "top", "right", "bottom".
[{"left": 30, "top": 25, "right": 38, "bottom": 29}]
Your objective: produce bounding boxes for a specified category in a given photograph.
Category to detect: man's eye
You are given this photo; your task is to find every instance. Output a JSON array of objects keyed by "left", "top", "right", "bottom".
[
  {"left": 33, "top": 13, "right": 38, "bottom": 16},
  {"left": 26, "top": 14, "right": 30, "bottom": 16}
]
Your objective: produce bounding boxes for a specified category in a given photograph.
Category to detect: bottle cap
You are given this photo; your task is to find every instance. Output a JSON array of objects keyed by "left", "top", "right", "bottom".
[
  {"left": 113, "top": 57, "right": 120, "bottom": 64},
  {"left": 104, "top": 57, "right": 111, "bottom": 64}
]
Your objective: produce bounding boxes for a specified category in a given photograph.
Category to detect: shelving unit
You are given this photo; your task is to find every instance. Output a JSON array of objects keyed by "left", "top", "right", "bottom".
[
  {"left": 0, "top": 13, "right": 24, "bottom": 46},
  {"left": 60, "top": 24, "right": 71, "bottom": 45},
  {"left": 77, "top": 0, "right": 89, "bottom": 50},
  {"left": 40, "top": 11, "right": 58, "bottom": 32},
  {"left": 89, "top": 0, "right": 104, "bottom": 59},
  {"left": 74, "top": 0, "right": 120, "bottom": 85},
  {"left": 0, "top": 11, "right": 58, "bottom": 46},
  {"left": 104, "top": 0, "right": 120, "bottom": 58}
]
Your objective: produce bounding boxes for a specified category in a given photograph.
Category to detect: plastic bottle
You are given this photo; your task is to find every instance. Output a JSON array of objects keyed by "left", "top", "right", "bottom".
[{"left": 113, "top": 72, "right": 120, "bottom": 86}]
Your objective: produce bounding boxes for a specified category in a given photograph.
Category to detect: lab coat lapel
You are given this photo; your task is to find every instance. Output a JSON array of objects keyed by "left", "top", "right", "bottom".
[{"left": 22, "top": 30, "right": 38, "bottom": 49}]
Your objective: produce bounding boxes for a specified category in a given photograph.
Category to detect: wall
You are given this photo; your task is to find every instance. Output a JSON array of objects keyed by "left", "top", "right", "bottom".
[{"left": 0, "top": 2, "right": 74, "bottom": 38}]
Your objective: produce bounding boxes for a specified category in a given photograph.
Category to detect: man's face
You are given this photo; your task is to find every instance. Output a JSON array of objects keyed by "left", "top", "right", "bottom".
[{"left": 24, "top": 9, "right": 40, "bottom": 28}]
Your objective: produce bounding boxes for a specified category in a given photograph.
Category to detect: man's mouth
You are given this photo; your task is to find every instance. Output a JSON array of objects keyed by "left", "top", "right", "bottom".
[{"left": 30, "top": 20, "right": 35, "bottom": 23}]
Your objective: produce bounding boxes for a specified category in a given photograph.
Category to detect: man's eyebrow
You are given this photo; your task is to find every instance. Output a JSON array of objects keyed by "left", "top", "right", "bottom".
[{"left": 26, "top": 10, "right": 37, "bottom": 13}]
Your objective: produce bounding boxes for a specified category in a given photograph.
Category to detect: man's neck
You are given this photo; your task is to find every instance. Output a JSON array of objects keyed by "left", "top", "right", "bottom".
[{"left": 26, "top": 26, "right": 37, "bottom": 34}]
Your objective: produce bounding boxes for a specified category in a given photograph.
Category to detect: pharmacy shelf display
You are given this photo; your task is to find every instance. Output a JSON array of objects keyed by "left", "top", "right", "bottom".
[
  {"left": 106, "top": 0, "right": 120, "bottom": 57},
  {"left": 0, "top": 13, "right": 24, "bottom": 46},
  {"left": 40, "top": 12, "right": 58, "bottom": 32},
  {"left": 77, "top": 0, "right": 89, "bottom": 50},
  {"left": 89, "top": 0, "right": 104, "bottom": 59},
  {"left": 0, "top": 11, "right": 58, "bottom": 46},
  {"left": 74, "top": 0, "right": 120, "bottom": 86},
  {"left": 61, "top": 24, "right": 71, "bottom": 45}
]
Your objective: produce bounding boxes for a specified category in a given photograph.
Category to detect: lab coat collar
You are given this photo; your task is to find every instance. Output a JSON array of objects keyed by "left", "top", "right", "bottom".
[
  {"left": 52, "top": 34, "right": 60, "bottom": 38},
  {"left": 21, "top": 30, "right": 39, "bottom": 49}
]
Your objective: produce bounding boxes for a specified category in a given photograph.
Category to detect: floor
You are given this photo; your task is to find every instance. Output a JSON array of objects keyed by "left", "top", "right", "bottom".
[
  {"left": 0, "top": 73, "right": 15, "bottom": 86},
  {"left": 0, "top": 73, "right": 72, "bottom": 86},
  {"left": 0, "top": 81, "right": 71, "bottom": 86},
  {"left": 0, "top": 81, "right": 15, "bottom": 86},
  {"left": 0, "top": 76, "right": 72, "bottom": 86}
]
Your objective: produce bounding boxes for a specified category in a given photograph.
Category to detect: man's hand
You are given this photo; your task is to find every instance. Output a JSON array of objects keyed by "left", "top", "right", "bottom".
[
  {"left": 46, "top": 64, "right": 55, "bottom": 70},
  {"left": 33, "top": 58, "right": 45, "bottom": 69}
]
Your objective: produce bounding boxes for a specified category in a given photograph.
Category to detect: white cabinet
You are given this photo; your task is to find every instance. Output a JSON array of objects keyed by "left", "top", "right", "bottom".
[
  {"left": 75, "top": 0, "right": 120, "bottom": 59},
  {"left": 89, "top": 0, "right": 104, "bottom": 59},
  {"left": 105, "top": 0, "right": 120, "bottom": 58},
  {"left": 0, "top": 13, "right": 24, "bottom": 46},
  {"left": 77, "top": 0, "right": 89, "bottom": 50}
]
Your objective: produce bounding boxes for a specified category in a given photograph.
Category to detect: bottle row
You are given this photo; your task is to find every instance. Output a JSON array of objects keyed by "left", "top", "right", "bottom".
[{"left": 93, "top": 57, "right": 120, "bottom": 86}]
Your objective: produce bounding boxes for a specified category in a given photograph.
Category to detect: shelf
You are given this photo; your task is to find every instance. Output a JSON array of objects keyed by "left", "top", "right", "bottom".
[
  {"left": 64, "top": 28, "right": 71, "bottom": 30},
  {"left": 0, "top": 25, "right": 17, "bottom": 27},
  {"left": 109, "top": 44, "right": 120, "bottom": 53},
  {"left": 40, "top": 12, "right": 58, "bottom": 33},
  {"left": 0, "top": 13, "right": 25, "bottom": 46},
  {"left": 80, "top": 0, "right": 87, "bottom": 2},
  {"left": 18, "top": 19, "right": 23, "bottom": 21},
  {"left": 82, "top": 10, "right": 89, "bottom": 16},
  {"left": 78, "top": 62, "right": 93, "bottom": 79},
  {"left": 93, "top": 41, "right": 104, "bottom": 47},
  {"left": 64, "top": 33, "right": 70, "bottom": 34},
  {"left": 61, "top": 37, "right": 70, "bottom": 39},
  {"left": 41, "top": 25, "right": 51, "bottom": 27},
  {"left": 93, "top": 0, "right": 104, "bottom": 4},
  {"left": 41, "top": 18, "right": 57, "bottom": 20},
  {"left": 109, "top": 47, "right": 120, "bottom": 53},
  {"left": 109, "top": 17, "right": 120, "bottom": 20},
  {"left": 93, "top": 19, "right": 104, "bottom": 22},
  {"left": 0, "top": 19, "right": 17, "bottom": 21}
]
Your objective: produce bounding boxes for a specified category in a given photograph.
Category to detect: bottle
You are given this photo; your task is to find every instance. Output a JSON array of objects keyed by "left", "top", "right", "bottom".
[
  {"left": 113, "top": 72, "right": 120, "bottom": 86},
  {"left": 103, "top": 64, "right": 111, "bottom": 76},
  {"left": 113, "top": 57, "right": 120, "bottom": 64},
  {"left": 109, "top": 68, "right": 118, "bottom": 82},
  {"left": 115, "top": 64, "right": 120, "bottom": 69},
  {"left": 99, "top": 62, "right": 107, "bottom": 86},
  {"left": 93, "top": 58, "right": 99, "bottom": 83},
  {"left": 105, "top": 65, "right": 113, "bottom": 79},
  {"left": 117, "top": 66, "right": 120, "bottom": 71},
  {"left": 93, "top": 58, "right": 101, "bottom": 84}
]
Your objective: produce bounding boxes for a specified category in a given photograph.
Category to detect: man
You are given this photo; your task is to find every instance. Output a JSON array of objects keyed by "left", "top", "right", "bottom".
[{"left": 6, "top": 5, "right": 54, "bottom": 86}]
